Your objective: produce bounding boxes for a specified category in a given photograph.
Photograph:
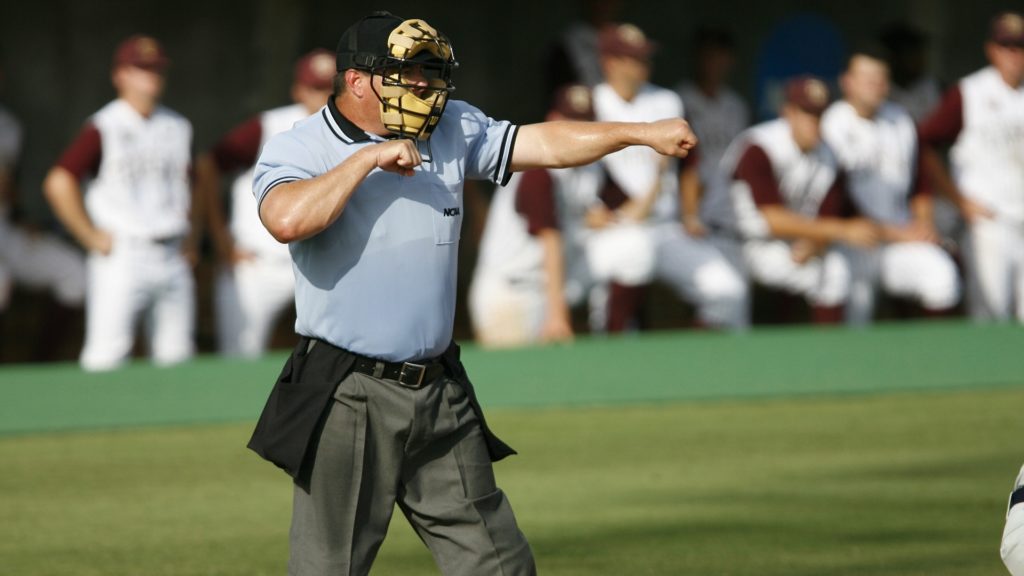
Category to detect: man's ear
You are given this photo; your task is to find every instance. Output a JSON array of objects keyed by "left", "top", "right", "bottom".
[{"left": 346, "top": 69, "right": 366, "bottom": 98}]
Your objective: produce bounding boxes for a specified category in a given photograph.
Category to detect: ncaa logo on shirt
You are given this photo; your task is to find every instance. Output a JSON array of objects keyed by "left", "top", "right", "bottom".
[{"left": 443, "top": 207, "right": 460, "bottom": 217}]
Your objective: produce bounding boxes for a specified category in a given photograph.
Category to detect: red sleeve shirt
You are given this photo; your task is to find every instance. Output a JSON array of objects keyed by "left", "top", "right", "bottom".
[
  {"left": 56, "top": 123, "right": 102, "bottom": 182},
  {"left": 598, "top": 173, "right": 630, "bottom": 211},
  {"left": 210, "top": 117, "right": 263, "bottom": 172},
  {"left": 733, "top": 144, "right": 783, "bottom": 207},
  {"left": 909, "top": 142, "right": 932, "bottom": 198},
  {"left": 514, "top": 169, "right": 559, "bottom": 235},
  {"left": 817, "top": 171, "right": 854, "bottom": 217},
  {"left": 917, "top": 85, "right": 963, "bottom": 147}
]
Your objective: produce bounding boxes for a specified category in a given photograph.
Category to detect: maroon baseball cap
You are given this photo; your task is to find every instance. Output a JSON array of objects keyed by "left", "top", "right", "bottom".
[
  {"left": 990, "top": 12, "right": 1024, "bottom": 47},
  {"left": 598, "top": 23, "right": 657, "bottom": 60},
  {"left": 294, "top": 48, "right": 336, "bottom": 90},
  {"left": 113, "top": 35, "right": 170, "bottom": 71},
  {"left": 550, "top": 84, "right": 594, "bottom": 121},
  {"left": 784, "top": 75, "right": 831, "bottom": 116}
]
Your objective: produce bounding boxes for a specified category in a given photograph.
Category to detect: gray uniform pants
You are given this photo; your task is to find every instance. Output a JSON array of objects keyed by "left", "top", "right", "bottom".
[{"left": 288, "top": 370, "right": 536, "bottom": 576}]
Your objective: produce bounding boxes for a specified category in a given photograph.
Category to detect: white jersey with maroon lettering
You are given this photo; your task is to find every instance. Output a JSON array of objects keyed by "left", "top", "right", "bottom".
[
  {"left": 951, "top": 66, "right": 1024, "bottom": 224},
  {"left": 230, "top": 104, "right": 307, "bottom": 257},
  {"left": 722, "top": 118, "right": 840, "bottom": 240},
  {"left": 84, "top": 99, "right": 192, "bottom": 240},
  {"left": 821, "top": 100, "right": 917, "bottom": 225},
  {"left": 593, "top": 82, "right": 683, "bottom": 223}
]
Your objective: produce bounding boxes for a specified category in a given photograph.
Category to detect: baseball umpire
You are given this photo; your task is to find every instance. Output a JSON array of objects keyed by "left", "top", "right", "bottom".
[{"left": 246, "top": 11, "right": 697, "bottom": 576}]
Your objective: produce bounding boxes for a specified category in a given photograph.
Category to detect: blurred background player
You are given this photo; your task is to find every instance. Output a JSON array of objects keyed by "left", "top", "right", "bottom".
[
  {"left": 918, "top": 12, "right": 1024, "bottom": 323},
  {"left": 675, "top": 26, "right": 750, "bottom": 224},
  {"left": 0, "top": 81, "right": 85, "bottom": 358},
  {"left": 543, "top": 0, "right": 623, "bottom": 98},
  {"left": 592, "top": 22, "right": 748, "bottom": 331},
  {"left": 879, "top": 21, "right": 942, "bottom": 122},
  {"left": 195, "top": 49, "right": 334, "bottom": 358},
  {"left": 821, "top": 48, "right": 960, "bottom": 324},
  {"left": 721, "top": 76, "right": 881, "bottom": 323},
  {"left": 43, "top": 35, "right": 196, "bottom": 371},
  {"left": 469, "top": 84, "right": 655, "bottom": 347}
]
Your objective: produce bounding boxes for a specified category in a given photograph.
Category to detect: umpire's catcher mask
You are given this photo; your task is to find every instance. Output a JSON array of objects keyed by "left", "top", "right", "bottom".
[{"left": 337, "top": 12, "right": 458, "bottom": 140}]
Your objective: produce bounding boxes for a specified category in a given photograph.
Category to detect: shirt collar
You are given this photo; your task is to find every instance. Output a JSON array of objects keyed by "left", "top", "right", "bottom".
[
  {"left": 325, "top": 95, "right": 370, "bottom": 143},
  {"left": 324, "top": 95, "right": 402, "bottom": 143}
]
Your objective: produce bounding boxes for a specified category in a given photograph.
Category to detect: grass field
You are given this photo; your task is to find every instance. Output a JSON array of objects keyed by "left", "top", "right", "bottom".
[{"left": 1, "top": 322, "right": 1022, "bottom": 575}]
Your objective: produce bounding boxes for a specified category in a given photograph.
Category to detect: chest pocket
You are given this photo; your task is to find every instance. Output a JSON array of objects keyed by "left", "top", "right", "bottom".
[{"left": 430, "top": 184, "right": 462, "bottom": 245}]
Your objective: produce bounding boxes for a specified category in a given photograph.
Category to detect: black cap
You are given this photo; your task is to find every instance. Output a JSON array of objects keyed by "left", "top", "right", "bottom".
[{"left": 336, "top": 11, "right": 405, "bottom": 71}]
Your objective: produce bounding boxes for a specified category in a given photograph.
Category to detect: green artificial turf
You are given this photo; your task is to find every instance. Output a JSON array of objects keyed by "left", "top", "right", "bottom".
[{"left": 2, "top": 386, "right": 1021, "bottom": 575}]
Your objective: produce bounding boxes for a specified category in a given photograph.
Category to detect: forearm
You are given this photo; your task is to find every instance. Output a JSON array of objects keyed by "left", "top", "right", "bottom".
[
  {"left": 511, "top": 118, "right": 696, "bottom": 172},
  {"left": 679, "top": 165, "right": 701, "bottom": 223},
  {"left": 762, "top": 207, "right": 847, "bottom": 244},
  {"left": 539, "top": 230, "right": 569, "bottom": 318},
  {"left": 43, "top": 167, "right": 103, "bottom": 249},
  {"left": 195, "top": 155, "right": 233, "bottom": 258},
  {"left": 909, "top": 194, "right": 934, "bottom": 226},
  {"left": 259, "top": 147, "right": 378, "bottom": 243},
  {"left": 920, "top": 147, "right": 962, "bottom": 206}
]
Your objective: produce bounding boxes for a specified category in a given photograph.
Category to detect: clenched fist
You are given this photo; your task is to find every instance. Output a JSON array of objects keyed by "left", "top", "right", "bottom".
[
  {"left": 644, "top": 118, "right": 699, "bottom": 158},
  {"left": 373, "top": 139, "right": 422, "bottom": 177}
]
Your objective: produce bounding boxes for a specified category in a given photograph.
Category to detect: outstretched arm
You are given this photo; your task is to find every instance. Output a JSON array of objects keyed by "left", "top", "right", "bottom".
[{"left": 510, "top": 118, "right": 697, "bottom": 172}]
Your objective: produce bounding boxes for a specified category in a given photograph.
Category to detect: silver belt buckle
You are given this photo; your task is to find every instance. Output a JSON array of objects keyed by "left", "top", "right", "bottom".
[{"left": 399, "top": 362, "right": 426, "bottom": 387}]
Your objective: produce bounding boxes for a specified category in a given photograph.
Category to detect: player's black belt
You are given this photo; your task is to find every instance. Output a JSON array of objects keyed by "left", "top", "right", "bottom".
[
  {"left": 350, "top": 354, "right": 446, "bottom": 388},
  {"left": 1011, "top": 486, "right": 1024, "bottom": 511}
]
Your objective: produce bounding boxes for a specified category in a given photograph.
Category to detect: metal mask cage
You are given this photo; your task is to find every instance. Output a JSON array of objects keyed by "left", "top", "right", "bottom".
[{"left": 370, "top": 57, "right": 457, "bottom": 140}]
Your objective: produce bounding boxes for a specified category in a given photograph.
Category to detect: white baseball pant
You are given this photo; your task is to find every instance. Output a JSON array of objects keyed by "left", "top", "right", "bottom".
[
  {"left": 470, "top": 224, "right": 656, "bottom": 347},
  {"left": 651, "top": 223, "right": 748, "bottom": 329},
  {"left": 80, "top": 237, "right": 194, "bottom": 371},
  {"left": 0, "top": 221, "right": 85, "bottom": 311},
  {"left": 743, "top": 240, "right": 851, "bottom": 307},
  {"left": 845, "top": 242, "right": 961, "bottom": 325},
  {"left": 1002, "top": 464, "right": 1024, "bottom": 576},
  {"left": 215, "top": 255, "right": 296, "bottom": 357},
  {"left": 962, "top": 218, "right": 1024, "bottom": 322}
]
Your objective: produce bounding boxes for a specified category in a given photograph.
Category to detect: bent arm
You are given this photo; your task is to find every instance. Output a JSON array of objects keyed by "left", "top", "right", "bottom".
[
  {"left": 537, "top": 228, "right": 573, "bottom": 342},
  {"left": 43, "top": 166, "right": 110, "bottom": 253},
  {"left": 194, "top": 154, "right": 235, "bottom": 262},
  {"left": 760, "top": 206, "right": 849, "bottom": 244},
  {"left": 510, "top": 118, "right": 697, "bottom": 172},
  {"left": 259, "top": 139, "right": 420, "bottom": 243}
]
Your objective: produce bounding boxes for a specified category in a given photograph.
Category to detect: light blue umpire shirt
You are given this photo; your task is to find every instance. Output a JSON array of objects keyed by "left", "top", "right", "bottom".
[{"left": 253, "top": 97, "right": 518, "bottom": 362}]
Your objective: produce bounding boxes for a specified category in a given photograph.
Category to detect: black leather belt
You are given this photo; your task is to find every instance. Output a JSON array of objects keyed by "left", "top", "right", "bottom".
[
  {"left": 1012, "top": 486, "right": 1024, "bottom": 511},
  {"left": 351, "top": 355, "right": 446, "bottom": 388}
]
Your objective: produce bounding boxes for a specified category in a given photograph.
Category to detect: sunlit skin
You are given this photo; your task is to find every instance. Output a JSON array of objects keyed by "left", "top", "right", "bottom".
[
  {"left": 781, "top": 103, "right": 822, "bottom": 152},
  {"left": 111, "top": 65, "right": 165, "bottom": 118},
  {"left": 292, "top": 83, "right": 333, "bottom": 115},
  {"left": 601, "top": 54, "right": 651, "bottom": 102},
  {"left": 841, "top": 55, "right": 891, "bottom": 118},
  {"left": 987, "top": 41, "right": 1024, "bottom": 87}
]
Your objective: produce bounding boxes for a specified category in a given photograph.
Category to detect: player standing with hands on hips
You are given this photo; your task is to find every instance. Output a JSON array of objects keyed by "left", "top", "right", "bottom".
[
  {"left": 918, "top": 12, "right": 1024, "bottom": 323},
  {"left": 246, "top": 11, "right": 697, "bottom": 576},
  {"left": 44, "top": 35, "right": 196, "bottom": 372}
]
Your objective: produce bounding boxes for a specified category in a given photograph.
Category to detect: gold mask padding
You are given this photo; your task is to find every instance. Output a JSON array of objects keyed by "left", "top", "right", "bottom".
[{"left": 377, "top": 18, "right": 454, "bottom": 140}]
